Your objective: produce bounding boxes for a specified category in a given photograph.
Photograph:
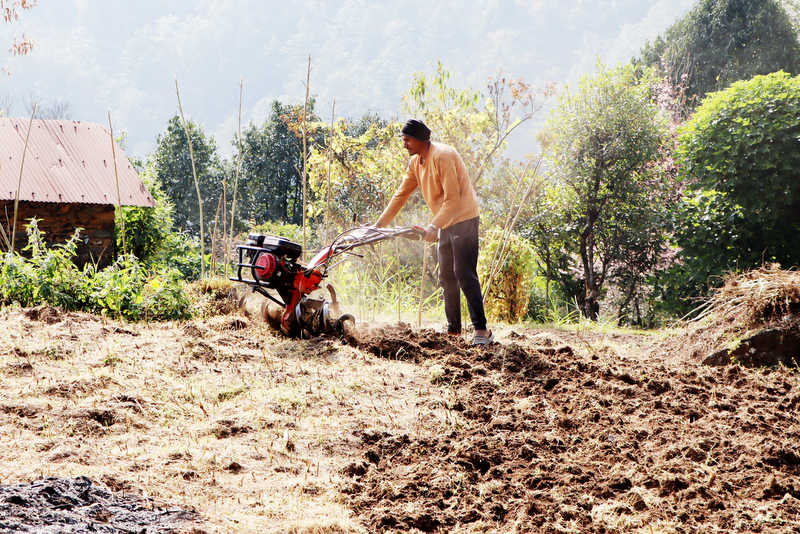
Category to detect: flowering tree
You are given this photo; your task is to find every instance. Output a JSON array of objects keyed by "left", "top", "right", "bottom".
[{"left": 2, "top": 0, "right": 36, "bottom": 74}]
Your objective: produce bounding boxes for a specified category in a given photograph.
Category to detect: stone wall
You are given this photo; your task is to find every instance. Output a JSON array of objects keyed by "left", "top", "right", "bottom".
[{"left": 0, "top": 201, "right": 116, "bottom": 268}]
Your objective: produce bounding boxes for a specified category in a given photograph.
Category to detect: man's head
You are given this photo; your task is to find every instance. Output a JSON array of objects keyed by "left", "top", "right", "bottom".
[{"left": 401, "top": 118, "right": 431, "bottom": 156}]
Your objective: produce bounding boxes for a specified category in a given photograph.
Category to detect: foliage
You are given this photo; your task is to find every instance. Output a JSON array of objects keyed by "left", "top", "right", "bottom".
[
  {"left": 306, "top": 113, "right": 415, "bottom": 236},
  {"left": 638, "top": 0, "right": 800, "bottom": 103},
  {"left": 402, "top": 61, "right": 554, "bottom": 187},
  {"left": 0, "top": 221, "right": 92, "bottom": 310},
  {"left": 665, "top": 71, "right": 800, "bottom": 313},
  {"left": 153, "top": 114, "right": 224, "bottom": 236},
  {"left": 478, "top": 227, "right": 536, "bottom": 323},
  {"left": 539, "top": 61, "right": 669, "bottom": 321},
  {"left": 116, "top": 165, "right": 175, "bottom": 261},
  {"left": 248, "top": 221, "right": 305, "bottom": 245},
  {"left": 1, "top": 0, "right": 35, "bottom": 75},
  {"left": 0, "top": 220, "right": 191, "bottom": 320},
  {"left": 155, "top": 232, "right": 204, "bottom": 281}
]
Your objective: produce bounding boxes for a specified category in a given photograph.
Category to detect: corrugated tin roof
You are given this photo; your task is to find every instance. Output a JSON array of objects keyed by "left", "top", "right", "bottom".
[{"left": 0, "top": 118, "right": 155, "bottom": 207}]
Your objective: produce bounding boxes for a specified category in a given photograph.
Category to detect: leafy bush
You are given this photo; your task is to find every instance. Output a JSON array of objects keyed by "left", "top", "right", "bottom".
[
  {"left": 0, "top": 220, "right": 192, "bottom": 321},
  {"left": 666, "top": 71, "right": 800, "bottom": 313},
  {"left": 478, "top": 227, "right": 537, "bottom": 323},
  {"left": 0, "top": 222, "right": 91, "bottom": 310},
  {"left": 116, "top": 167, "right": 175, "bottom": 261}
]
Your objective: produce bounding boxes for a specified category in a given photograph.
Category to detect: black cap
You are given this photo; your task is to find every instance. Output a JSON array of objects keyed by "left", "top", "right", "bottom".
[{"left": 401, "top": 118, "right": 431, "bottom": 142}]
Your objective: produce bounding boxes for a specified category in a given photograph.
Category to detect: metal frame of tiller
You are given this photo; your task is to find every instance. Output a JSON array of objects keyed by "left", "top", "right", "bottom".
[{"left": 231, "top": 225, "right": 424, "bottom": 337}]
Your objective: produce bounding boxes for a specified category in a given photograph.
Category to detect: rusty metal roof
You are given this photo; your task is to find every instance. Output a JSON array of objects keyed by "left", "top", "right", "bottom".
[{"left": 0, "top": 118, "right": 155, "bottom": 207}]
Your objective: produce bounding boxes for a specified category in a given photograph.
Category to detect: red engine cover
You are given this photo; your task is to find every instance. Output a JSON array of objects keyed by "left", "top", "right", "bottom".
[{"left": 254, "top": 252, "right": 277, "bottom": 281}]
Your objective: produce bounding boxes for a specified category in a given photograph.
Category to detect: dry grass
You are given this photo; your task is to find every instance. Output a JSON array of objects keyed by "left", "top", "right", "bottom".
[
  {"left": 692, "top": 263, "right": 800, "bottom": 327},
  {"left": 658, "top": 264, "right": 800, "bottom": 364},
  {"left": 0, "top": 305, "right": 452, "bottom": 533}
]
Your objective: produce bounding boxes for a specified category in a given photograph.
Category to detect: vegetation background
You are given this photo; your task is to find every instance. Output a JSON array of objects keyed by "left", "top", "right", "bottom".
[{"left": 4, "top": 0, "right": 800, "bottom": 330}]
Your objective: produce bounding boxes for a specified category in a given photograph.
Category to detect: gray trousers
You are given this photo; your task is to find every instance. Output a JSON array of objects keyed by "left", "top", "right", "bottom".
[{"left": 437, "top": 217, "right": 487, "bottom": 333}]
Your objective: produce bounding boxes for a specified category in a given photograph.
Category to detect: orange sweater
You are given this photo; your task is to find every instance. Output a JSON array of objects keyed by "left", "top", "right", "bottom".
[{"left": 377, "top": 142, "right": 479, "bottom": 229}]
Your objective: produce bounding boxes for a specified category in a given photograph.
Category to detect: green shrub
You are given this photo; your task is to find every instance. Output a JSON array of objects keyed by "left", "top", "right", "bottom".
[
  {"left": 248, "top": 221, "right": 305, "bottom": 244},
  {"left": 478, "top": 227, "right": 537, "bottom": 323},
  {"left": 0, "top": 220, "right": 192, "bottom": 321},
  {"left": 666, "top": 71, "right": 800, "bottom": 314}
]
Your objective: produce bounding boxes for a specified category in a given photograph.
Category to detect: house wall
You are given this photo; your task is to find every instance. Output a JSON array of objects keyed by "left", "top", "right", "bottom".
[{"left": 0, "top": 201, "right": 116, "bottom": 268}]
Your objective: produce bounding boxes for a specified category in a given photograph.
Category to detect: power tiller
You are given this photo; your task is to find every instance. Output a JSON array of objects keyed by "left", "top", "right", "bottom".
[{"left": 230, "top": 225, "right": 425, "bottom": 338}]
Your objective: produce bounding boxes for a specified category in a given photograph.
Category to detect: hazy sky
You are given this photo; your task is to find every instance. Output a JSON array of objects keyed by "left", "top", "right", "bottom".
[{"left": 0, "top": 0, "right": 695, "bottom": 159}]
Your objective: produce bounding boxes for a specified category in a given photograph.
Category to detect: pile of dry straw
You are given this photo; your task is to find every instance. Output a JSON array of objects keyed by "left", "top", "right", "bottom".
[{"left": 692, "top": 264, "right": 800, "bottom": 328}]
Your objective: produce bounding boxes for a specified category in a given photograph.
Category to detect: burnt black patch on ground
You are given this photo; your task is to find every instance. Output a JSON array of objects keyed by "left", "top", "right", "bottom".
[{"left": 0, "top": 476, "right": 204, "bottom": 534}]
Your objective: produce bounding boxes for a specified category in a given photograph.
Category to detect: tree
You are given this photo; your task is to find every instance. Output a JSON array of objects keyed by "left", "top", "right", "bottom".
[
  {"left": 152, "top": 114, "right": 223, "bottom": 236},
  {"left": 638, "top": 0, "right": 800, "bottom": 103},
  {"left": 1, "top": 0, "right": 35, "bottom": 75},
  {"left": 25, "top": 96, "right": 73, "bottom": 120},
  {"left": 306, "top": 112, "right": 412, "bottom": 235},
  {"left": 234, "top": 100, "right": 321, "bottom": 227},
  {"left": 402, "top": 62, "right": 554, "bottom": 187},
  {"left": 668, "top": 71, "right": 800, "bottom": 309},
  {"left": 539, "top": 61, "right": 669, "bottom": 321}
]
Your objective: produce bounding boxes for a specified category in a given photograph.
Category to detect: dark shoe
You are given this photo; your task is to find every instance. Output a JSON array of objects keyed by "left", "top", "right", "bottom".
[{"left": 471, "top": 331, "right": 495, "bottom": 346}]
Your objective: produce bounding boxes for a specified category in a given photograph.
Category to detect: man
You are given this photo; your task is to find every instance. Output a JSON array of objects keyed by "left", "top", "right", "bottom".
[{"left": 375, "top": 118, "right": 493, "bottom": 345}]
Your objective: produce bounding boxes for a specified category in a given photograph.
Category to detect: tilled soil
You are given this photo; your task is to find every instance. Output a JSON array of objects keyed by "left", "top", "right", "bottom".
[
  {"left": 0, "top": 475, "right": 201, "bottom": 533},
  {"left": 3, "top": 304, "right": 800, "bottom": 533},
  {"left": 348, "top": 327, "right": 800, "bottom": 533}
]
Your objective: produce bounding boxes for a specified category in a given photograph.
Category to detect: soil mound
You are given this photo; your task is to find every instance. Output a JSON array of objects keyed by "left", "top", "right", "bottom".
[
  {"left": 0, "top": 476, "right": 203, "bottom": 533},
  {"left": 667, "top": 265, "right": 800, "bottom": 367},
  {"left": 345, "top": 330, "right": 800, "bottom": 533}
]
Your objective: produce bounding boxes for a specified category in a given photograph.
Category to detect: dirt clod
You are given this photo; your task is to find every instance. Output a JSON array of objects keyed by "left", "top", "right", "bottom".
[{"left": 350, "top": 328, "right": 800, "bottom": 533}]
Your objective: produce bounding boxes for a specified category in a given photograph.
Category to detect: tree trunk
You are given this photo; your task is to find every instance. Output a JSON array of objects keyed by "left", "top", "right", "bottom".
[{"left": 580, "top": 209, "right": 601, "bottom": 321}]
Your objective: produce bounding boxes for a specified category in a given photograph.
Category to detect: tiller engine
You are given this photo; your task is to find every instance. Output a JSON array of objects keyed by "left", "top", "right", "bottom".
[{"left": 230, "top": 225, "right": 424, "bottom": 338}]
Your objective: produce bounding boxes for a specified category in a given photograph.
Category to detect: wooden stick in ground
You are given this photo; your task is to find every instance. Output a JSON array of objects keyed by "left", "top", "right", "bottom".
[
  {"left": 301, "top": 54, "right": 312, "bottom": 258},
  {"left": 11, "top": 104, "right": 36, "bottom": 253},
  {"left": 108, "top": 111, "right": 127, "bottom": 257},
  {"left": 0, "top": 163, "right": 7, "bottom": 251},
  {"left": 488, "top": 158, "right": 542, "bottom": 293},
  {"left": 211, "top": 194, "right": 223, "bottom": 274},
  {"left": 396, "top": 236, "right": 401, "bottom": 324},
  {"left": 481, "top": 158, "right": 533, "bottom": 295},
  {"left": 418, "top": 242, "right": 430, "bottom": 328},
  {"left": 480, "top": 158, "right": 531, "bottom": 291},
  {"left": 228, "top": 76, "right": 245, "bottom": 278},
  {"left": 325, "top": 99, "right": 336, "bottom": 245},
  {"left": 175, "top": 77, "right": 205, "bottom": 279}
]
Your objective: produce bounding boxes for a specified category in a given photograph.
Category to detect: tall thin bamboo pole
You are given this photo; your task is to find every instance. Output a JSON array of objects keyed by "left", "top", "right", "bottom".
[
  {"left": 175, "top": 78, "right": 205, "bottom": 279},
  {"left": 228, "top": 77, "right": 245, "bottom": 277},
  {"left": 483, "top": 157, "right": 542, "bottom": 301},
  {"left": 417, "top": 242, "right": 430, "bottom": 328},
  {"left": 325, "top": 99, "right": 336, "bottom": 244},
  {"left": 108, "top": 111, "right": 127, "bottom": 257},
  {"left": 301, "top": 55, "right": 312, "bottom": 258},
  {"left": 396, "top": 237, "right": 401, "bottom": 324},
  {"left": 11, "top": 104, "right": 36, "bottom": 253}
]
